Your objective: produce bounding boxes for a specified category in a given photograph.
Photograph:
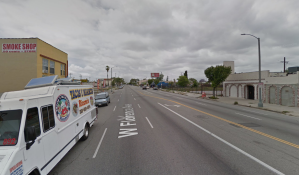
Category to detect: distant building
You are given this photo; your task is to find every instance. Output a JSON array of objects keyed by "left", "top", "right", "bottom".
[
  {"left": 0, "top": 38, "right": 68, "bottom": 93},
  {"left": 223, "top": 61, "right": 299, "bottom": 107}
]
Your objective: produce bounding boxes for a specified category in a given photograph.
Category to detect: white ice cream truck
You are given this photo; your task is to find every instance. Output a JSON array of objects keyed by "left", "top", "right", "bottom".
[{"left": 0, "top": 76, "right": 98, "bottom": 175}]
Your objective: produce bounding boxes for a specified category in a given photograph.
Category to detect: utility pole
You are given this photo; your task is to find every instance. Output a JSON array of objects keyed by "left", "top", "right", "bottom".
[{"left": 280, "top": 57, "right": 289, "bottom": 72}]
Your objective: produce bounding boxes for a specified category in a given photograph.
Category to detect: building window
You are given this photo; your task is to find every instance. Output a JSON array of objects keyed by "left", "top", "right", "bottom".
[
  {"left": 50, "top": 61, "right": 55, "bottom": 74},
  {"left": 61, "top": 64, "right": 65, "bottom": 76},
  {"left": 41, "top": 105, "right": 55, "bottom": 132},
  {"left": 42, "top": 58, "right": 48, "bottom": 73}
]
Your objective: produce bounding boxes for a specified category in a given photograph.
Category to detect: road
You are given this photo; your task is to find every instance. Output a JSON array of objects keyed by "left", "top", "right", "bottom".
[{"left": 49, "top": 85, "right": 299, "bottom": 175}]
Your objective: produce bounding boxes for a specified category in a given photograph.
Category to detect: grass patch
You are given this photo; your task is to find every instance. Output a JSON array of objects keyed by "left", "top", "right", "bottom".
[
  {"left": 282, "top": 111, "right": 289, "bottom": 114},
  {"left": 209, "top": 96, "right": 219, "bottom": 99}
]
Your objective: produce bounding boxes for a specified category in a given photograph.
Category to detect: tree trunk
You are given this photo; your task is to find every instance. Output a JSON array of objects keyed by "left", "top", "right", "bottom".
[
  {"left": 213, "top": 87, "right": 216, "bottom": 97},
  {"left": 107, "top": 71, "right": 108, "bottom": 86}
]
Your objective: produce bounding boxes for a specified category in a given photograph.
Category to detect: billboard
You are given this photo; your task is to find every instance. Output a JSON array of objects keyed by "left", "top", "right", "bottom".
[
  {"left": 151, "top": 73, "right": 159, "bottom": 78},
  {"left": 2, "top": 43, "right": 37, "bottom": 53}
]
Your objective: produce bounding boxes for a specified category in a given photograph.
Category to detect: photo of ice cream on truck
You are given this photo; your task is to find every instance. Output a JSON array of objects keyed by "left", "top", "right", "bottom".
[{"left": 0, "top": 76, "right": 98, "bottom": 175}]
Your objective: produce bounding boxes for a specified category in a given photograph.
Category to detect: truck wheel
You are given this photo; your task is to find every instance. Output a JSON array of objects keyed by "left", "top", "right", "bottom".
[{"left": 81, "top": 124, "right": 89, "bottom": 141}]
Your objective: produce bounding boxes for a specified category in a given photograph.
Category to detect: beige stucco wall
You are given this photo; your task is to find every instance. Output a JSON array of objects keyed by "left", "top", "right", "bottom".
[
  {"left": 225, "top": 70, "right": 270, "bottom": 81},
  {"left": 0, "top": 38, "right": 37, "bottom": 93},
  {"left": 0, "top": 38, "right": 68, "bottom": 93},
  {"left": 265, "top": 72, "right": 299, "bottom": 84},
  {"left": 36, "top": 39, "right": 68, "bottom": 79}
]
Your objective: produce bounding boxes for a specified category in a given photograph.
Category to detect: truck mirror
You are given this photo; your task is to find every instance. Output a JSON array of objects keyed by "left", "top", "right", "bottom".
[{"left": 25, "top": 126, "right": 36, "bottom": 150}]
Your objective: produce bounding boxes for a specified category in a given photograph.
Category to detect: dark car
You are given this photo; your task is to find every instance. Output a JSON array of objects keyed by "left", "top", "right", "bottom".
[{"left": 142, "top": 86, "right": 147, "bottom": 90}]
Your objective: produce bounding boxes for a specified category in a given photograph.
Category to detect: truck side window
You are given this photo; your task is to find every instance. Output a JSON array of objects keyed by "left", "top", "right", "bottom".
[
  {"left": 25, "top": 108, "right": 41, "bottom": 142},
  {"left": 41, "top": 105, "right": 55, "bottom": 132}
]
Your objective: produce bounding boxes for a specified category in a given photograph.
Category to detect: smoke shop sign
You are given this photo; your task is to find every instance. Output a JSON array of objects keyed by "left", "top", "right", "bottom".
[{"left": 2, "top": 43, "right": 37, "bottom": 53}]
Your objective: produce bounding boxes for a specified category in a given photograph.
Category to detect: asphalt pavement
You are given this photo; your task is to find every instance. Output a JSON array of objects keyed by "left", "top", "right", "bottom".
[{"left": 49, "top": 86, "right": 299, "bottom": 175}]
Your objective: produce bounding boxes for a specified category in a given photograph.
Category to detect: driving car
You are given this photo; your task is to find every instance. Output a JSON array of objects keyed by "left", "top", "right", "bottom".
[
  {"left": 142, "top": 86, "right": 147, "bottom": 90},
  {"left": 95, "top": 92, "right": 110, "bottom": 106},
  {"left": 153, "top": 87, "right": 158, "bottom": 90}
]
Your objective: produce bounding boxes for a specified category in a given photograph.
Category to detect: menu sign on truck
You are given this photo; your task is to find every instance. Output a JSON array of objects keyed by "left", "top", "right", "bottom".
[{"left": 2, "top": 43, "right": 37, "bottom": 53}]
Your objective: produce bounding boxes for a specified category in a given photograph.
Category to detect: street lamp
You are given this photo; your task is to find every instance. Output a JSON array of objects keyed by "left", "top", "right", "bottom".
[
  {"left": 241, "top": 33, "right": 263, "bottom": 107},
  {"left": 111, "top": 66, "right": 117, "bottom": 92}
]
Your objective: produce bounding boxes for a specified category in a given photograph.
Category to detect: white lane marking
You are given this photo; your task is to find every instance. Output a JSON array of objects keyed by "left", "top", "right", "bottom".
[
  {"left": 242, "top": 109, "right": 268, "bottom": 115},
  {"left": 93, "top": 128, "right": 107, "bottom": 158},
  {"left": 134, "top": 98, "right": 136, "bottom": 100},
  {"left": 196, "top": 102, "right": 207, "bottom": 106},
  {"left": 158, "top": 103, "right": 283, "bottom": 175},
  {"left": 113, "top": 106, "right": 116, "bottom": 111},
  {"left": 145, "top": 117, "right": 154, "bottom": 128},
  {"left": 235, "top": 113, "right": 262, "bottom": 120},
  {"left": 118, "top": 99, "right": 119, "bottom": 101},
  {"left": 138, "top": 104, "right": 141, "bottom": 108}
]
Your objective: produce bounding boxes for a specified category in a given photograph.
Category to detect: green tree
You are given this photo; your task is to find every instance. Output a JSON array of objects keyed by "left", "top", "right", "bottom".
[
  {"left": 184, "top": 70, "right": 188, "bottom": 79},
  {"left": 204, "top": 65, "right": 231, "bottom": 97},
  {"left": 148, "top": 79, "right": 154, "bottom": 85},
  {"left": 177, "top": 76, "right": 189, "bottom": 87},
  {"left": 169, "top": 82, "right": 174, "bottom": 87},
  {"left": 106, "top": 66, "right": 110, "bottom": 86},
  {"left": 189, "top": 78, "right": 198, "bottom": 87},
  {"left": 154, "top": 79, "right": 160, "bottom": 85},
  {"left": 158, "top": 73, "right": 164, "bottom": 81},
  {"left": 111, "top": 80, "right": 116, "bottom": 86}
]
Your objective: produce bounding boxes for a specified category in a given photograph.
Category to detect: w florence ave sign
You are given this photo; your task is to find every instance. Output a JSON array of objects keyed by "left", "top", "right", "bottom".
[{"left": 2, "top": 43, "right": 37, "bottom": 53}]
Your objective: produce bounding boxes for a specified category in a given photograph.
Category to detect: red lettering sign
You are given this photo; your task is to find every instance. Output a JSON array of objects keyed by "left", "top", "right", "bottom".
[{"left": 2, "top": 43, "right": 37, "bottom": 53}]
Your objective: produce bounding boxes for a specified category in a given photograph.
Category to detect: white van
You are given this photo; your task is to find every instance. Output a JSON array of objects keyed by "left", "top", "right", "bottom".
[{"left": 0, "top": 76, "right": 98, "bottom": 175}]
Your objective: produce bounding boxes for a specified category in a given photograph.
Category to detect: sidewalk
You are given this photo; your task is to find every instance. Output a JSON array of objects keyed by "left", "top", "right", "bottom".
[{"left": 161, "top": 89, "right": 299, "bottom": 118}]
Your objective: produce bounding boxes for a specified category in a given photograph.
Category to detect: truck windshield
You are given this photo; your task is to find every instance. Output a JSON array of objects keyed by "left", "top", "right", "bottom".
[{"left": 0, "top": 110, "right": 22, "bottom": 146}]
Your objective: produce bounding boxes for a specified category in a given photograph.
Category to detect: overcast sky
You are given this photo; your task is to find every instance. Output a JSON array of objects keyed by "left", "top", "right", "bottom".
[{"left": 1, "top": 0, "right": 299, "bottom": 82}]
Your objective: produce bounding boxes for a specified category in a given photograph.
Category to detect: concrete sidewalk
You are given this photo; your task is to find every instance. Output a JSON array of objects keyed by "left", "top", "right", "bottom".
[{"left": 161, "top": 89, "right": 299, "bottom": 117}]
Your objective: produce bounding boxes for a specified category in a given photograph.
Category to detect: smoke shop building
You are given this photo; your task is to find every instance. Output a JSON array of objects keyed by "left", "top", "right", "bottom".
[{"left": 0, "top": 38, "right": 68, "bottom": 94}]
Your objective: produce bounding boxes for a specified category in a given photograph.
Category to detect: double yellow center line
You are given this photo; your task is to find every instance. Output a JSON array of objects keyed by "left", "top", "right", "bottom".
[{"left": 139, "top": 91, "right": 299, "bottom": 149}]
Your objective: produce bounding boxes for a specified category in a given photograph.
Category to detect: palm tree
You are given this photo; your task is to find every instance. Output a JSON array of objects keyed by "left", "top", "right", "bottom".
[{"left": 106, "top": 66, "right": 110, "bottom": 86}]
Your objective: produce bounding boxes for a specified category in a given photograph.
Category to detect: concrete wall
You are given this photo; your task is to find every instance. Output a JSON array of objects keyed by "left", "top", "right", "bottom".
[
  {"left": 223, "top": 80, "right": 264, "bottom": 100},
  {"left": 0, "top": 38, "right": 37, "bottom": 93},
  {"left": 223, "top": 61, "right": 234, "bottom": 74},
  {"left": 265, "top": 72, "right": 299, "bottom": 84},
  {"left": 226, "top": 70, "right": 269, "bottom": 81},
  {"left": 265, "top": 84, "right": 299, "bottom": 107}
]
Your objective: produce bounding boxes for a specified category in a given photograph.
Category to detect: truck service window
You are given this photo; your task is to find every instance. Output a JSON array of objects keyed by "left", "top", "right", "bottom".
[
  {"left": 0, "top": 110, "right": 23, "bottom": 146},
  {"left": 42, "top": 105, "right": 55, "bottom": 132},
  {"left": 24, "top": 108, "right": 41, "bottom": 142}
]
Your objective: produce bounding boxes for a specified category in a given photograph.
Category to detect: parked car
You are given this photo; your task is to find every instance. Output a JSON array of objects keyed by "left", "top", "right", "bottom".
[
  {"left": 95, "top": 92, "right": 110, "bottom": 106},
  {"left": 142, "top": 86, "right": 147, "bottom": 90},
  {"left": 153, "top": 87, "right": 158, "bottom": 90}
]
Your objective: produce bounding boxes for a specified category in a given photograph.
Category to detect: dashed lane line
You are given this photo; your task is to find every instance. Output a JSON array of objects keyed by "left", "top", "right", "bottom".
[
  {"left": 146, "top": 117, "right": 154, "bottom": 128},
  {"left": 235, "top": 112, "right": 262, "bottom": 120},
  {"left": 138, "top": 91, "right": 299, "bottom": 150},
  {"left": 158, "top": 103, "right": 283, "bottom": 175},
  {"left": 93, "top": 128, "right": 107, "bottom": 158},
  {"left": 138, "top": 104, "right": 141, "bottom": 108},
  {"left": 113, "top": 106, "right": 116, "bottom": 111}
]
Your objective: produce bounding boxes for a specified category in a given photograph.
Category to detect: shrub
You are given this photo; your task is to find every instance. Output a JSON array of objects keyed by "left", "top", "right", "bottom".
[{"left": 234, "top": 101, "right": 238, "bottom": 105}]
